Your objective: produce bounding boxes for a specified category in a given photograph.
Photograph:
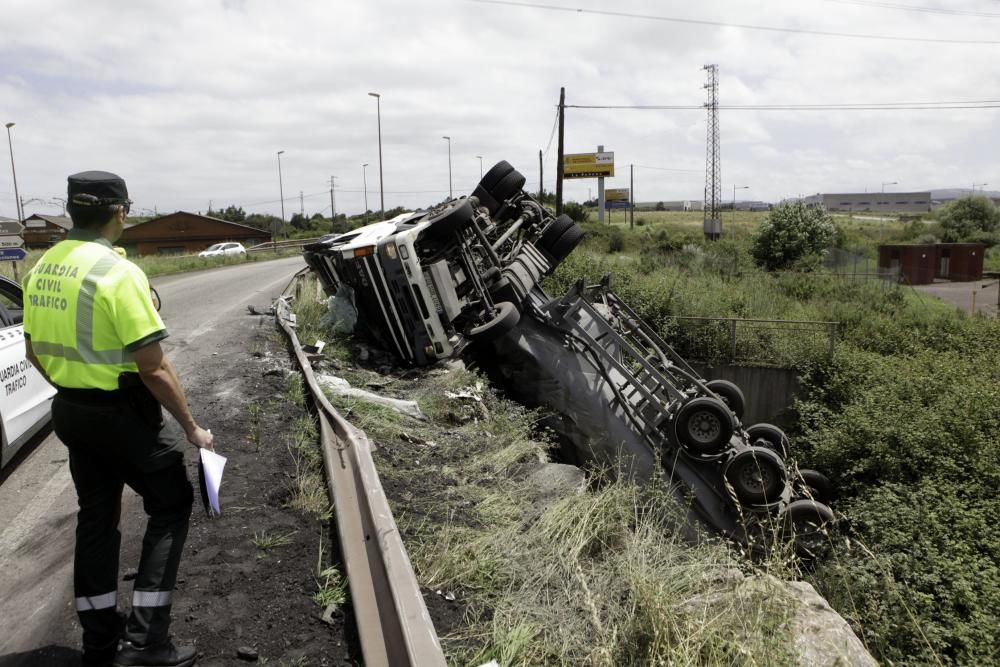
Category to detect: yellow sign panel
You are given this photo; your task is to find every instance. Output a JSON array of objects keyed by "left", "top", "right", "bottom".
[
  {"left": 605, "top": 188, "right": 630, "bottom": 201},
  {"left": 563, "top": 151, "right": 614, "bottom": 179}
]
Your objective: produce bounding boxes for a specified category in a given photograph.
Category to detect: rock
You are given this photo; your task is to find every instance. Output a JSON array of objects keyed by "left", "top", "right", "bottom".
[
  {"left": 522, "top": 463, "right": 587, "bottom": 514},
  {"left": 122, "top": 568, "right": 138, "bottom": 581},
  {"left": 236, "top": 646, "right": 258, "bottom": 661},
  {"left": 675, "top": 574, "right": 876, "bottom": 667}
]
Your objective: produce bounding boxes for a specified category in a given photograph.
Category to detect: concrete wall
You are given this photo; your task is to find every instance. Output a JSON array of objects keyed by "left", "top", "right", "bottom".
[{"left": 691, "top": 363, "right": 801, "bottom": 427}]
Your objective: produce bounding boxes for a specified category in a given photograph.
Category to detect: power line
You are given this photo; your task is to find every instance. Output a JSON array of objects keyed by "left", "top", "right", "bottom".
[
  {"left": 468, "top": 0, "right": 1000, "bottom": 45},
  {"left": 634, "top": 164, "right": 702, "bottom": 174},
  {"left": 823, "top": 0, "right": 1000, "bottom": 19},
  {"left": 542, "top": 105, "right": 560, "bottom": 157},
  {"left": 566, "top": 101, "right": 1000, "bottom": 111}
]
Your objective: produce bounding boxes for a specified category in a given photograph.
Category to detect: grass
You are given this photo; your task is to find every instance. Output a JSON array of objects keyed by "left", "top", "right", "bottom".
[
  {"left": 312, "top": 535, "right": 348, "bottom": 609},
  {"left": 252, "top": 529, "right": 297, "bottom": 557}
]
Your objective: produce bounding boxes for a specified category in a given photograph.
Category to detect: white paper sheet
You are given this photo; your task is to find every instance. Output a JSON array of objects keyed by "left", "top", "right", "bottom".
[{"left": 199, "top": 448, "right": 227, "bottom": 516}]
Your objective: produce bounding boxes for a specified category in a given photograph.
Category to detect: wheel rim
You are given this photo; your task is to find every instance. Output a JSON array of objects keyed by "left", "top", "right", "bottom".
[
  {"left": 687, "top": 409, "right": 721, "bottom": 444},
  {"left": 739, "top": 461, "right": 771, "bottom": 495}
]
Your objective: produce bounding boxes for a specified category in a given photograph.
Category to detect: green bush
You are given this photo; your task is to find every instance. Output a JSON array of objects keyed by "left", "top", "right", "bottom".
[
  {"left": 936, "top": 196, "right": 1000, "bottom": 242},
  {"left": 607, "top": 228, "right": 625, "bottom": 253},
  {"left": 751, "top": 202, "right": 837, "bottom": 271},
  {"left": 563, "top": 201, "right": 590, "bottom": 224}
]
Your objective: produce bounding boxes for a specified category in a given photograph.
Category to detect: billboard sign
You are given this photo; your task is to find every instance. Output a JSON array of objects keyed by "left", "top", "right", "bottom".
[
  {"left": 605, "top": 188, "right": 630, "bottom": 202},
  {"left": 563, "top": 151, "right": 614, "bottom": 179}
]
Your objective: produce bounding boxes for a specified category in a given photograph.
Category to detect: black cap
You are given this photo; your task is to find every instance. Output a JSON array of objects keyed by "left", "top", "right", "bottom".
[{"left": 67, "top": 170, "right": 131, "bottom": 209}]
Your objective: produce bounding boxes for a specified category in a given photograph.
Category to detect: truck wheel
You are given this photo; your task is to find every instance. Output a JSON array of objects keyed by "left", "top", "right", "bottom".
[
  {"left": 723, "top": 446, "right": 787, "bottom": 507},
  {"left": 480, "top": 160, "right": 515, "bottom": 191},
  {"left": 546, "top": 224, "right": 585, "bottom": 266},
  {"left": 425, "top": 198, "right": 474, "bottom": 237},
  {"left": 472, "top": 185, "right": 499, "bottom": 215},
  {"left": 793, "top": 469, "right": 833, "bottom": 503},
  {"left": 539, "top": 214, "right": 575, "bottom": 249},
  {"left": 489, "top": 277, "right": 521, "bottom": 306},
  {"left": 468, "top": 301, "right": 520, "bottom": 342},
  {"left": 705, "top": 379, "right": 745, "bottom": 420},
  {"left": 489, "top": 169, "right": 526, "bottom": 207},
  {"left": 783, "top": 499, "right": 836, "bottom": 559},
  {"left": 745, "top": 423, "right": 790, "bottom": 459},
  {"left": 673, "top": 397, "right": 735, "bottom": 456}
]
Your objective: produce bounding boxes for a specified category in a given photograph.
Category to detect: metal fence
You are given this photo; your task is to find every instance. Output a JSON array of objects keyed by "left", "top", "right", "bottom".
[{"left": 665, "top": 316, "right": 839, "bottom": 366}]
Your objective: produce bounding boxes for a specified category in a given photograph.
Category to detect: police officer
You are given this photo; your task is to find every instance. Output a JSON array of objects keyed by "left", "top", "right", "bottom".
[{"left": 23, "top": 171, "right": 212, "bottom": 667}]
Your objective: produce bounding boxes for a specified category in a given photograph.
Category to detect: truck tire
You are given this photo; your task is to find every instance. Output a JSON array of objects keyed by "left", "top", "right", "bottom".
[
  {"left": 480, "top": 160, "right": 515, "bottom": 192},
  {"left": 745, "top": 423, "right": 790, "bottom": 459},
  {"left": 673, "top": 396, "right": 735, "bottom": 456},
  {"left": 539, "top": 214, "right": 575, "bottom": 249},
  {"left": 424, "top": 198, "right": 474, "bottom": 238},
  {"left": 545, "top": 224, "right": 585, "bottom": 268},
  {"left": 783, "top": 499, "right": 836, "bottom": 559},
  {"left": 723, "top": 446, "right": 787, "bottom": 507},
  {"left": 489, "top": 170, "right": 526, "bottom": 208},
  {"left": 705, "top": 379, "right": 745, "bottom": 420},
  {"left": 472, "top": 184, "right": 499, "bottom": 215},
  {"left": 468, "top": 301, "right": 520, "bottom": 343},
  {"left": 793, "top": 468, "right": 833, "bottom": 503}
]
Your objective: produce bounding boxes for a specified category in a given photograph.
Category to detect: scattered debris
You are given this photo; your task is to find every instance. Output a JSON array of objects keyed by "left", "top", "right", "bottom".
[
  {"left": 316, "top": 374, "right": 427, "bottom": 421},
  {"left": 236, "top": 646, "right": 259, "bottom": 662},
  {"left": 320, "top": 603, "right": 339, "bottom": 626},
  {"left": 435, "top": 589, "right": 456, "bottom": 602},
  {"left": 122, "top": 568, "right": 138, "bottom": 582},
  {"left": 301, "top": 340, "right": 326, "bottom": 355},
  {"left": 247, "top": 304, "right": 273, "bottom": 316}
]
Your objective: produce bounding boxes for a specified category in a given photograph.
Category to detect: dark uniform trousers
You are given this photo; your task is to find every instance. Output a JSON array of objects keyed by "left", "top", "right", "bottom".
[{"left": 53, "top": 390, "right": 193, "bottom": 654}]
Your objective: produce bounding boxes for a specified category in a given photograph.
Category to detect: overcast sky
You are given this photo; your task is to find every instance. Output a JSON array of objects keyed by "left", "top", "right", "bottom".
[{"left": 2, "top": 0, "right": 998, "bottom": 220}]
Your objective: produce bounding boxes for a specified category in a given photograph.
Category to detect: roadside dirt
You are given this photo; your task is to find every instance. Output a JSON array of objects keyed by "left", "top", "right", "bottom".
[{"left": 165, "top": 316, "right": 354, "bottom": 667}]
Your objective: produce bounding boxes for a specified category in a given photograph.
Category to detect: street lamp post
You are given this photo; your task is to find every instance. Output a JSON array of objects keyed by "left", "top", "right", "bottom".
[
  {"left": 881, "top": 181, "right": 897, "bottom": 193},
  {"left": 362, "top": 163, "right": 369, "bottom": 224},
  {"left": 442, "top": 136, "right": 452, "bottom": 199},
  {"left": 367, "top": 92, "right": 385, "bottom": 219},
  {"left": 276, "top": 150, "right": 286, "bottom": 240},
  {"left": 973, "top": 182, "right": 988, "bottom": 194},
  {"left": 4, "top": 122, "right": 22, "bottom": 222},
  {"left": 475, "top": 155, "right": 483, "bottom": 180},
  {"left": 732, "top": 185, "right": 749, "bottom": 219}
]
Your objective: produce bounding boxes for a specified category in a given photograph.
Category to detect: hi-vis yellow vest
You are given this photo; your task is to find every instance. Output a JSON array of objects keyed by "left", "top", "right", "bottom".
[{"left": 23, "top": 237, "right": 166, "bottom": 390}]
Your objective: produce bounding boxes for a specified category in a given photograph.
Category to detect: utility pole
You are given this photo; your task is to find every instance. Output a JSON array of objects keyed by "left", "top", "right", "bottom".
[
  {"left": 300, "top": 191, "right": 304, "bottom": 218},
  {"left": 556, "top": 87, "right": 565, "bottom": 217},
  {"left": 329, "top": 176, "right": 337, "bottom": 225},
  {"left": 703, "top": 64, "right": 722, "bottom": 240},
  {"left": 538, "top": 149, "right": 544, "bottom": 199},
  {"left": 630, "top": 164, "right": 635, "bottom": 230}
]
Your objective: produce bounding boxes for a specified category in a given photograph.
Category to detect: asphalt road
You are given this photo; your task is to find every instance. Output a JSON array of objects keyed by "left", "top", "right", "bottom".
[
  {"left": 912, "top": 278, "right": 1000, "bottom": 317},
  {"left": 0, "top": 254, "right": 306, "bottom": 664}
]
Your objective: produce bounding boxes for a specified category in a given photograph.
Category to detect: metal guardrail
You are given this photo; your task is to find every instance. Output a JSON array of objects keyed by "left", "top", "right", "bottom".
[
  {"left": 248, "top": 237, "right": 322, "bottom": 253},
  {"left": 275, "top": 276, "right": 446, "bottom": 667}
]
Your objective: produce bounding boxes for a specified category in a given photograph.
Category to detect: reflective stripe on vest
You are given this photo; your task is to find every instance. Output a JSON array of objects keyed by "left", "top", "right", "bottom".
[{"left": 132, "top": 590, "right": 172, "bottom": 607}]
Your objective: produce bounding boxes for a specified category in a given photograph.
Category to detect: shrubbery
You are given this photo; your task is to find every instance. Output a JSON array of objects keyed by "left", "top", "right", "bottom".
[
  {"left": 751, "top": 202, "right": 837, "bottom": 271},
  {"left": 936, "top": 196, "right": 1000, "bottom": 242}
]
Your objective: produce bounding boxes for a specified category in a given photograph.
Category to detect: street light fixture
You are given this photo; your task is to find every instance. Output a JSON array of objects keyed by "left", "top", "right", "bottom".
[
  {"left": 4, "top": 122, "right": 22, "bottom": 222},
  {"left": 276, "top": 150, "right": 286, "bottom": 240},
  {"left": 442, "top": 136, "right": 452, "bottom": 199},
  {"left": 367, "top": 92, "right": 385, "bottom": 219},
  {"left": 973, "top": 182, "right": 988, "bottom": 194},
  {"left": 362, "top": 163, "right": 369, "bottom": 224},
  {"left": 733, "top": 185, "right": 749, "bottom": 217},
  {"left": 881, "top": 181, "right": 897, "bottom": 193},
  {"left": 475, "top": 155, "right": 483, "bottom": 180}
]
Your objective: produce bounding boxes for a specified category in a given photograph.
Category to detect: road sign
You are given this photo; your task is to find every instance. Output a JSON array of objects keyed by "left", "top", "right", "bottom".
[
  {"left": 605, "top": 188, "right": 630, "bottom": 201},
  {"left": 0, "top": 221, "right": 24, "bottom": 235},
  {"left": 563, "top": 151, "right": 614, "bottom": 179},
  {"left": 0, "top": 248, "right": 26, "bottom": 261},
  {"left": 0, "top": 235, "right": 25, "bottom": 249},
  {"left": 606, "top": 200, "right": 631, "bottom": 209}
]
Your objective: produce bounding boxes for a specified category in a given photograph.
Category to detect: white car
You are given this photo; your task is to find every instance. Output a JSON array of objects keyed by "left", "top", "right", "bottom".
[
  {"left": 0, "top": 275, "right": 57, "bottom": 471},
  {"left": 199, "top": 242, "right": 247, "bottom": 258}
]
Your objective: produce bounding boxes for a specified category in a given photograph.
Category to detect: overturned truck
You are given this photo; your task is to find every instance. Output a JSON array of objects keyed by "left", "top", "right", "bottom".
[{"left": 303, "top": 161, "right": 836, "bottom": 558}]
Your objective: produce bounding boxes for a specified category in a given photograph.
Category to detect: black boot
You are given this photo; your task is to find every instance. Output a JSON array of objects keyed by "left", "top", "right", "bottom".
[{"left": 113, "top": 639, "right": 196, "bottom": 667}]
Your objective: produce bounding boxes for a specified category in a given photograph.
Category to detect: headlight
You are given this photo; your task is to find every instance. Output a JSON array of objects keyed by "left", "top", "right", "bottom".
[{"left": 386, "top": 244, "right": 397, "bottom": 260}]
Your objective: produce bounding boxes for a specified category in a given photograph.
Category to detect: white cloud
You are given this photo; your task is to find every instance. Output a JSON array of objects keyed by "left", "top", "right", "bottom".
[{"left": 1, "top": 0, "right": 999, "bottom": 219}]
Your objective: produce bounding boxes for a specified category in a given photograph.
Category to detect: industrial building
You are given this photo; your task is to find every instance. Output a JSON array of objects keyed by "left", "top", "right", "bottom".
[{"left": 802, "top": 192, "right": 932, "bottom": 214}]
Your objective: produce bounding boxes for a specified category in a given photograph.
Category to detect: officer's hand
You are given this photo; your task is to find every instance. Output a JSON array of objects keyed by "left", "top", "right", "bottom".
[{"left": 187, "top": 426, "right": 214, "bottom": 450}]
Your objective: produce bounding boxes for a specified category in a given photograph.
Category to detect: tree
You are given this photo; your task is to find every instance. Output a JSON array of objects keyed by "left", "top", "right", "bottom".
[
  {"left": 563, "top": 201, "right": 590, "bottom": 224},
  {"left": 936, "top": 196, "right": 1000, "bottom": 242},
  {"left": 217, "top": 205, "right": 246, "bottom": 223},
  {"left": 751, "top": 201, "right": 836, "bottom": 271}
]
